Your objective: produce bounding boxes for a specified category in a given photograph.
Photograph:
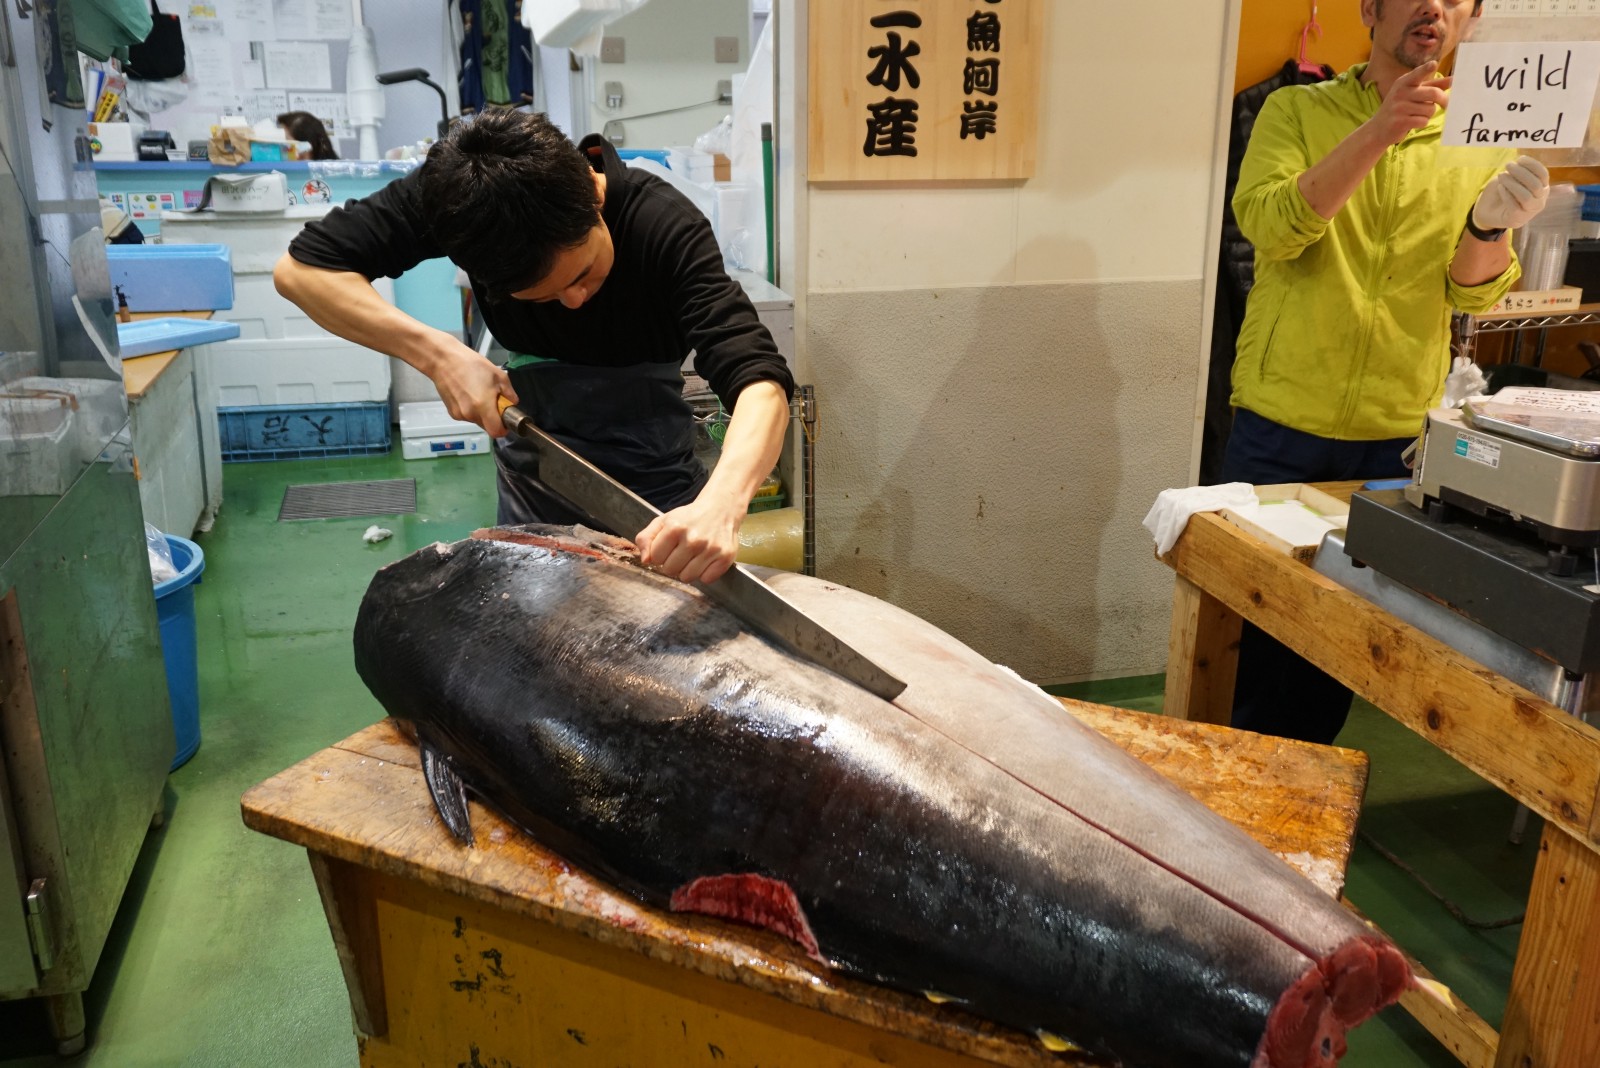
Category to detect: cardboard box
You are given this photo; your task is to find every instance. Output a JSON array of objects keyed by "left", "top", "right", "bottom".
[{"left": 1220, "top": 483, "right": 1350, "bottom": 563}]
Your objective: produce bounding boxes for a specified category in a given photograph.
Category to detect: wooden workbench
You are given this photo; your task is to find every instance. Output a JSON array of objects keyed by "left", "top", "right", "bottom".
[
  {"left": 1161, "top": 483, "right": 1600, "bottom": 1068},
  {"left": 242, "top": 702, "right": 1369, "bottom": 1068}
]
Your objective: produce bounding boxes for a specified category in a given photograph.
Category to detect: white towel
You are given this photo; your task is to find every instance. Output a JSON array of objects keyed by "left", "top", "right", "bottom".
[{"left": 1141, "top": 483, "right": 1259, "bottom": 556}]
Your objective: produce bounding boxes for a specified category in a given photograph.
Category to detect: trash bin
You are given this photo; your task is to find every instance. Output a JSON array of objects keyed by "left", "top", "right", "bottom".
[{"left": 153, "top": 533, "right": 205, "bottom": 771}]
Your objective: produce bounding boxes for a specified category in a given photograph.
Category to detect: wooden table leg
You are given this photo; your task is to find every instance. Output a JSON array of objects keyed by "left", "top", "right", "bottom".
[
  {"left": 1163, "top": 573, "right": 1241, "bottom": 725},
  {"left": 309, "top": 852, "right": 389, "bottom": 1039},
  {"left": 1495, "top": 824, "right": 1600, "bottom": 1068}
]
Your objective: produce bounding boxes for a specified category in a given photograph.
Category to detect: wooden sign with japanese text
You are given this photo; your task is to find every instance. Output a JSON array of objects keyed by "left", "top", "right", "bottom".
[{"left": 809, "top": 0, "right": 1042, "bottom": 182}]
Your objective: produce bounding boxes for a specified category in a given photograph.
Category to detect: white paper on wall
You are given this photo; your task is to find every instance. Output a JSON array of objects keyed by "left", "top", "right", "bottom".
[
  {"left": 234, "top": 0, "right": 278, "bottom": 38},
  {"left": 271, "top": 0, "right": 314, "bottom": 39},
  {"left": 263, "top": 41, "right": 333, "bottom": 89},
  {"left": 186, "top": 18, "right": 239, "bottom": 109},
  {"left": 287, "top": 91, "right": 351, "bottom": 137},
  {"left": 240, "top": 88, "right": 289, "bottom": 120},
  {"left": 311, "top": 0, "right": 352, "bottom": 38}
]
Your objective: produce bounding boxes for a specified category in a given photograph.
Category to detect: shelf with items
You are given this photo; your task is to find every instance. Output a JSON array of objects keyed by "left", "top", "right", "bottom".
[{"left": 1455, "top": 303, "right": 1600, "bottom": 368}]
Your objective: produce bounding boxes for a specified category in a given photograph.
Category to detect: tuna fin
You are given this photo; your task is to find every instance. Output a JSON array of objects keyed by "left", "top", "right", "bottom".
[
  {"left": 922, "top": 990, "right": 964, "bottom": 1006},
  {"left": 421, "top": 742, "right": 474, "bottom": 846}
]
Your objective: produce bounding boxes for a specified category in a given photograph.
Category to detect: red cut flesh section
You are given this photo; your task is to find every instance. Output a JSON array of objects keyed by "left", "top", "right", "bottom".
[
  {"left": 1257, "top": 937, "right": 1411, "bottom": 1067},
  {"left": 670, "top": 874, "right": 824, "bottom": 963}
]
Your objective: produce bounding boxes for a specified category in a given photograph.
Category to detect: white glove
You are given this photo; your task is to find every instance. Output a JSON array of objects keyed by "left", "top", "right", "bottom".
[
  {"left": 1441, "top": 356, "right": 1489, "bottom": 408},
  {"left": 1141, "top": 483, "right": 1259, "bottom": 556},
  {"left": 1472, "top": 155, "right": 1550, "bottom": 232}
]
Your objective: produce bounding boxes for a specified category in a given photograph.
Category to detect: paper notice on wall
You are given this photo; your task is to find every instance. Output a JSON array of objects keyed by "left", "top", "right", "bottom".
[
  {"left": 185, "top": 18, "right": 239, "bottom": 109},
  {"left": 311, "top": 0, "right": 352, "bottom": 38},
  {"left": 240, "top": 89, "right": 288, "bottom": 120},
  {"left": 232, "top": 0, "right": 276, "bottom": 38},
  {"left": 1445, "top": 41, "right": 1600, "bottom": 149},
  {"left": 263, "top": 41, "right": 332, "bottom": 89},
  {"left": 239, "top": 59, "right": 266, "bottom": 90},
  {"left": 287, "top": 91, "right": 350, "bottom": 138},
  {"left": 271, "top": 0, "right": 313, "bottom": 38}
]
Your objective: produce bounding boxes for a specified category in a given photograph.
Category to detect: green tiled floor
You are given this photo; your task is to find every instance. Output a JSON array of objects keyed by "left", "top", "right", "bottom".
[{"left": 0, "top": 450, "right": 1536, "bottom": 1065}]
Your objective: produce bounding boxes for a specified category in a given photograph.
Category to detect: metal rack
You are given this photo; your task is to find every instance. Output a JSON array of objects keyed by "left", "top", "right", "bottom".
[{"left": 1455, "top": 303, "right": 1600, "bottom": 367}]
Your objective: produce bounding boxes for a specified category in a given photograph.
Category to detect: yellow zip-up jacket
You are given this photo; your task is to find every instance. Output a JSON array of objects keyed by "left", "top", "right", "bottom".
[{"left": 1231, "top": 64, "right": 1518, "bottom": 441}]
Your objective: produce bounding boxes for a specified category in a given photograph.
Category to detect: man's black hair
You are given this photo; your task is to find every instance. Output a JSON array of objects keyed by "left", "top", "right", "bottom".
[{"left": 419, "top": 108, "right": 602, "bottom": 298}]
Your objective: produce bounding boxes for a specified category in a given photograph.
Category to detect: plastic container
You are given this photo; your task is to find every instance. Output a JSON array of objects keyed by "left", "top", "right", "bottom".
[
  {"left": 106, "top": 244, "right": 235, "bottom": 312},
  {"left": 210, "top": 336, "right": 392, "bottom": 406},
  {"left": 217, "top": 400, "right": 391, "bottom": 461},
  {"left": 398, "top": 400, "right": 490, "bottom": 460},
  {"left": 153, "top": 533, "right": 205, "bottom": 771},
  {"left": 1515, "top": 183, "right": 1583, "bottom": 291}
]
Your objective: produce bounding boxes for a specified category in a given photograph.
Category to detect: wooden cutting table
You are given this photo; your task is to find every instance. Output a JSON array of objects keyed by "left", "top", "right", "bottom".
[
  {"left": 242, "top": 700, "right": 1369, "bottom": 1068},
  {"left": 1161, "top": 482, "right": 1600, "bottom": 1068}
]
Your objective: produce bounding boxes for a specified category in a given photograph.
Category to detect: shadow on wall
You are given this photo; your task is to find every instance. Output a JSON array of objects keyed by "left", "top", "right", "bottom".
[{"left": 805, "top": 236, "right": 1163, "bottom": 682}]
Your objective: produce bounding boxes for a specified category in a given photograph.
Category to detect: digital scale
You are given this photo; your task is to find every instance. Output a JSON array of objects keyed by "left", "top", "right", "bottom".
[{"left": 1341, "top": 388, "right": 1600, "bottom": 683}]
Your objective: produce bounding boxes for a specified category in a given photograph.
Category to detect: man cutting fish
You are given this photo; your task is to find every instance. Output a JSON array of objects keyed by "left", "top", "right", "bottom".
[
  {"left": 274, "top": 108, "right": 793, "bottom": 584},
  {"left": 1221, "top": 0, "right": 1549, "bottom": 744}
]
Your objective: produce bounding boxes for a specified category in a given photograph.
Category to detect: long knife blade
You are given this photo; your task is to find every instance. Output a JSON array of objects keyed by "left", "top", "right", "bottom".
[{"left": 499, "top": 400, "right": 907, "bottom": 701}]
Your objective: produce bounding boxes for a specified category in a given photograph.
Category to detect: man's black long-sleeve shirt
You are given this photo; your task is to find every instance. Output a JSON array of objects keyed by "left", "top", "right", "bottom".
[{"left": 288, "top": 136, "right": 793, "bottom": 407}]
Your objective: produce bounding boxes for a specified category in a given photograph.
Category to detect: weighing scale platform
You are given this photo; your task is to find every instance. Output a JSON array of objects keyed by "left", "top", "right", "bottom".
[{"left": 1343, "top": 489, "right": 1600, "bottom": 675}]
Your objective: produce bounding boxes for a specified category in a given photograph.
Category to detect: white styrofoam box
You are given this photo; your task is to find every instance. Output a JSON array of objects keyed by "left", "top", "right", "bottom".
[
  {"left": 159, "top": 205, "right": 336, "bottom": 273},
  {"left": 223, "top": 271, "right": 395, "bottom": 340},
  {"left": 398, "top": 401, "right": 490, "bottom": 460},
  {"left": 520, "top": 0, "right": 622, "bottom": 48},
  {"left": 206, "top": 337, "right": 392, "bottom": 407}
]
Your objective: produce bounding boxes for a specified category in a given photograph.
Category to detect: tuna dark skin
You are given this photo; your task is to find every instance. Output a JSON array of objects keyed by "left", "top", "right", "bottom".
[{"left": 353, "top": 526, "right": 1409, "bottom": 1068}]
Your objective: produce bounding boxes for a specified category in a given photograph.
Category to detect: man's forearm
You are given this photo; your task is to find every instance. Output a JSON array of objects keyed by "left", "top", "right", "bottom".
[
  {"left": 699, "top": 380, "right": 789, "bottom": 509},
  {"left": 1450, "top": 229, "right": 1512, "bottom": 287},
  {"left": 1295, "top": 123, "right": 1389, "bottom": 221},
  {"left": 272, "top": 254, "right": 457, "bottom": 375}
]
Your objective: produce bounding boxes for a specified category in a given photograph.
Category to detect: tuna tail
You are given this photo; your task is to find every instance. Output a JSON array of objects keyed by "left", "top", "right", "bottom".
[{"left": 420, "top": 734, "right": 474, "bottom": 846}]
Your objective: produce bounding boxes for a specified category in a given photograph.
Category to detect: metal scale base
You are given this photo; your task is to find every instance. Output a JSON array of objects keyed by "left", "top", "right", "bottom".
[{"left": 1341, "top": 489, "right": 1600, "bottom": 677}]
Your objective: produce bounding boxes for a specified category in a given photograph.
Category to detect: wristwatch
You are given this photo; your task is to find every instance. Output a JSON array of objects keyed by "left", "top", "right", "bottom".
[{"left": 1465, "top": 215, "right": 1507, "bottom": 243}]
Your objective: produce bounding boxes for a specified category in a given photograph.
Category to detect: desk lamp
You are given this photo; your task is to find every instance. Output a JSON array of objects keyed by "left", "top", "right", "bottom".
[{"left": 375, "top": 68, "right": 452, "bottom": 141}]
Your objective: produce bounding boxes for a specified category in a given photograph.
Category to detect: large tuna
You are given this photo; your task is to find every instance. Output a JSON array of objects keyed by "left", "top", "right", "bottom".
[{"left": 353, "top": 525, "right": 1409, "bottom": 1068}]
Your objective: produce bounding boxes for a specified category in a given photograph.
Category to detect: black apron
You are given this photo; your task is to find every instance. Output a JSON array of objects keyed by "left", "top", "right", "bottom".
[{"left": 493, "top": 359, "right": 708, "bottom": 530}]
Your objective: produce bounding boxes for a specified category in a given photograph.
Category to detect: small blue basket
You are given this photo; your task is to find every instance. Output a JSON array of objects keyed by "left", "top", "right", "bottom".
[{"left": 218, "top": 401, "right": 391, "bottom": 462}]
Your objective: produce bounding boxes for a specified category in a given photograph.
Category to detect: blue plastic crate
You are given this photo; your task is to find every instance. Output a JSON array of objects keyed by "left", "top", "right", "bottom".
[
  {"left": 1581, "top": 184, "right": 1600, "bottom": 224},
  {"left": 218, "top": 401, "right": 391, "bottom": 462}
]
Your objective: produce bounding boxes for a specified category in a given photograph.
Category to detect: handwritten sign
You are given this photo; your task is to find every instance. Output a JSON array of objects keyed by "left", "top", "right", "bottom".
[
  {"left": 809, "top": 0, "right": 1042, "bottom": 182},
  {"left": 1445, "top": 41, "right": 1600, "bottom": 149}
]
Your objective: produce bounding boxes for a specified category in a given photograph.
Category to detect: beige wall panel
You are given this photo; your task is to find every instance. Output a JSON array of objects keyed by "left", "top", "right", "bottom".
[
  {"left": 809, "top": 3, "right": 1230, "bottom": 290},
  {"left": 806, "top": 280, "right": 1200, "bottom": 684},
  {"left": 808, "top": 187, "right": 1019, "bottom": 292}
]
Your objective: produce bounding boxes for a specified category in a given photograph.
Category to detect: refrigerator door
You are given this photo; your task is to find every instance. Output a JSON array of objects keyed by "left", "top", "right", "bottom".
[{"left": 0, "top": 0, "right": 175, "bottom": 1046}]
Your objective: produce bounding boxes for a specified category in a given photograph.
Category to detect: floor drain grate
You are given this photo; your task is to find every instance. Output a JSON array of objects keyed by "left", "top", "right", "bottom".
[{"left": 278, "top": 479, "right": 418, "bottom": 521}]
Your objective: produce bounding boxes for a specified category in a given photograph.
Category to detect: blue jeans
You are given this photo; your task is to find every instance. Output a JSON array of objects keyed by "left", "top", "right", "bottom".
[{"left": 1218, "top": 409, "right": 1414, "bottom": 745}]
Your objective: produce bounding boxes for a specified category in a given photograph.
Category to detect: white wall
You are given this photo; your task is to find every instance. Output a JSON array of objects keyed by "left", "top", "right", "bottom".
[
  {"left": 582, "top": 0, "right": 750, "bottom": 148},
  {"left": 788, "top": 2, "right": 1233, "bottom": 685},
  {"left": 366, "top": 0, "right": 462, "bottom": 154}
]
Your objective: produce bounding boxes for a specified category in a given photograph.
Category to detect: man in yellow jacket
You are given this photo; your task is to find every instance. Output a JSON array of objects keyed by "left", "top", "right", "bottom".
[{"left": 1224, "top": 0, "right": 1550, "bottom": 744}]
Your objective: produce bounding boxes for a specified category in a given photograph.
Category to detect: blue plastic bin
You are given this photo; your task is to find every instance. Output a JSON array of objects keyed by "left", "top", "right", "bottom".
[{"left": 154, "top": 534, "right": 205, "bottom": 771}]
